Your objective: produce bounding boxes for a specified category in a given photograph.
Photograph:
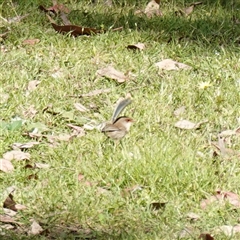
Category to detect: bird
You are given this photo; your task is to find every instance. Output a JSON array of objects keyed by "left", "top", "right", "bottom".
[{"left": 101, "top": 98, "right": 134, "bottom": 140}]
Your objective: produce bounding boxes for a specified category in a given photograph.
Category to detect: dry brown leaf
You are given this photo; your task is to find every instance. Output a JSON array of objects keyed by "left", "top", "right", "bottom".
[
  {"left": 155, "top": 59, "right": 191, "bottom": 70},
  {"left": 174, "top": 120, "right": 196, "bottom": 129},
  {"left": 15, "top": 204, "right": 27, "bottom": 210},
  {"left": 201, "top": 190, "right": 240, "bottom": 209},
  {"left": 176, "top": 2, "right": 202, "bottom": 17},
  {"left": 74, "top": 103, "right": 89, "bottom": 112},
  {"left": 219, "top": 129, "right": 237, "bottom": 138},
  {"left": 0, "top": 215, "right": 18, "bottom": 224},
  {"left": 3, "top": 194, "right": 17, "bottom": 211},
  {"left": 0, "top": 159, "right": 14, "bottom": 173},
  {"left": 144, "top": 0, "right": 162, "bottom": 18},
  {"left": 29, "top": 220, "right": 44, "bottom": 235},
  {"left": 127, "top": 42, "right": 145, "bottom": 50},
  {"left": 183, "top": 5, "right": 194, "bottom": 16},
  {"left": 199, "top": 233, "right": 214, "bottom": 240},
  {"left": 3, "top": 150, "right": 30, "bottom": 161},
  {"left": 175, "top": 120, "right": 207, "bottom": 130},
  {"left": 67, "top": 124, "right": 85, "bottom": 136},
  {"left": 97, "top": 66, "right": 128, "bottom": 83},
  {"left": 211, "top": 141, "right": 240, "bottom": 158},
  {"left": 22, "top": 39, "right": 40, "bottom": 45},
  {"left": 12, "top": 141, "right": 40, "bottom": 149},
  {"left": 27, "top": 80, "right": 41, "bottom": 92},
  {"left": 3, "top": 208, "right": 18, "bottom": 217}
]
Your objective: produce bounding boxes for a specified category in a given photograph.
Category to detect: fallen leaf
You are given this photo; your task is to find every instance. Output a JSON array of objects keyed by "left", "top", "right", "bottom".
[
  {"left": 176, "top": 2, "right": 202, "bottom": 17},
  {"left": 219, "top": 129, "right": 237, "bottom": 138},
  {"left": 211, "top": 141, "right": 240, "bottom": 158},
  {"left": 199, "top": 233, "right": 214, "bottom": 240},
  {"left": 12, "top": 141, "right": 40, "bottom": 149},
  {"left": 3, "top": 208, "right": 17, "bottom": 217},
  {"left": 127, "top": 42, "right": 145, "bottom": 50},
  {"left": 67, "top": 124, "right": 85, "bottom": 137},
  {"left": 97, "top": 66, "right": 128, "bottom": 83},
  {"left": 29, "top": 220, "right": 44, "bottom": 235},
  {"left": 3, "top": 150, "right": 30, "bottom": 161},
  {"left": 155, "top": 59, "right": 191, "bottom": 70},
  {"left": 74, "top": 102, "right": 89, "bottom": 112},
  {"left": 0, "top": 215, "right": 18, "bottom": 224},
  {"left": 201, "top": 190, "right": 240, "bottom": 209},
  {"left": 22, "top": 39, "right": 40, "bottom": 45},
  {"left": 27, "top": 80, "right": 41, "bottom": 92},
  {"left": 174, "top": 120, "right": 196, "bottom": 129},
  {"left": 0, "top": 159, "right": 14, "bottom": 172},
  {"left": 3, "top": 194, "right": 17, "bottom": 211},
  {"left": 182, "top": 5, "right": 194, "bottom": 16},
  {"left": 144, "top": 0, "right": 162, "bottom": 18},
  {"left": 15, "top": 204, "right": 27, "bottom": 210}
]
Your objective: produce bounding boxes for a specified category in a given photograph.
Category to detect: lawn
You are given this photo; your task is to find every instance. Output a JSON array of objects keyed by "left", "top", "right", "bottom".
[{"left": 0, "top": 0, "right": 240, "bottom": 239}]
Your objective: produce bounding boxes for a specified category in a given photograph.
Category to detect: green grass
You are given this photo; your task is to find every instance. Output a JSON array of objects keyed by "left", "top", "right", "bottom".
[{"left": 1, "top": 0, "right": 240, "bottom": 239}]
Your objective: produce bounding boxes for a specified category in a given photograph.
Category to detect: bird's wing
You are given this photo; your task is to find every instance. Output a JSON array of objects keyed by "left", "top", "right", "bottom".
[{"left": 101, "top": 124, "right": 121, "bottom": 132}]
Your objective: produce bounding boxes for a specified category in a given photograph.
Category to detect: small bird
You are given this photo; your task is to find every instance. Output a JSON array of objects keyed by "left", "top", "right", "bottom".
[{"left": 101, "top": 98, "right": 134, "bottom": 140}]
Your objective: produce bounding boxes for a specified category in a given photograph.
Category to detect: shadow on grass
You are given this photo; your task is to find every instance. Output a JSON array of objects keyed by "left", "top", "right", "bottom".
[
  {"left": 1, "top": 224, "right": 152, "bottom": 240},
  {"left": 68, "top": 6, "right": 239, "bottom": 48}
]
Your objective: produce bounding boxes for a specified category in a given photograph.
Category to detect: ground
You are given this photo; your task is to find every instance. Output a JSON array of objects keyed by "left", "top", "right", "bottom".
[{"left": 0, "top": 0, "right": 240, "bottom": 239}]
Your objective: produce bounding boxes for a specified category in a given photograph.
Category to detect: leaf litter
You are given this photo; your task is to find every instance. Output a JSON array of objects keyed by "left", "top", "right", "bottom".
[
  {"left": 155, "top": 59, "right": 192, "bottom": 70},
  {"left": 127, "top": 42, "right": 145, "bottom": 51},
  {"left": 97, "top": 66, "right": 129, "bottom": 83}
]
